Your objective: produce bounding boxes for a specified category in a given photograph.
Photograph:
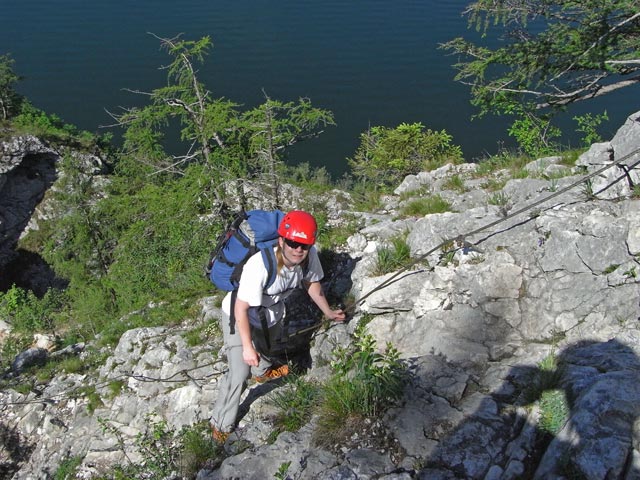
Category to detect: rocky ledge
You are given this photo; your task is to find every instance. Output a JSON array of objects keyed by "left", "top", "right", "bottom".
[{"left": 0, "top": 111, "right": 639, "bottom": 479}]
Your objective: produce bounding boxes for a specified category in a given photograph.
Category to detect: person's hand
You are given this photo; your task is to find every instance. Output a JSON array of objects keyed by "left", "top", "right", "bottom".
[
  {"left": 329, "top": 309, "right": 346, "bottom": 323},
  {"left": 243, "top": 346, "right": 260, "bottom": 366}
]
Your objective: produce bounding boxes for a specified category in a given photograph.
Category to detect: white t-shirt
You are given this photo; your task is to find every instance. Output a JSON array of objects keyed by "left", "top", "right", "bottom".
[{"left": 222, "top": 246, "right": 324, "bottom": 325}]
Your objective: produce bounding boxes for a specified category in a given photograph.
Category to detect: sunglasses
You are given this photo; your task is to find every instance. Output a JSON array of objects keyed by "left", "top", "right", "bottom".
[{"left": 284, "top": 238, "right": 311, "bottom": 250}]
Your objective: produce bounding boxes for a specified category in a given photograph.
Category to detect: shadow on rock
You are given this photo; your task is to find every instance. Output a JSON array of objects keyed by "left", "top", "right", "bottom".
[
  {"left": 415, "top": 339, "right": 640, "bottom": 479},
  {"left": 0, "top": 422, "right": 35, "bottom": 478},
  {"left": 0, "top": 248, "right": 68, "bottom": 297}
]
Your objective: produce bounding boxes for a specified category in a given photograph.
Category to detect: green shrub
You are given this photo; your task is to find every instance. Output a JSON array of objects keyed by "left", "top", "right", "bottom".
[
  {"left": 12, "top": 102, "right": 102, "bottom": 149},
  {"left": 107, "top": 380, "right": 125, "bottom": 399},
  {"left": 442, "top": 174, "right": 465, "bottom": 192},
  {"left": 97, "top": 416, "right": 218, "bottom": 479},
  {"left": 0, "top": 333, "right": 30, "bottom": 372},
  {"left": 178, "top": 422, "right": 219, "bottom": 478},
  {"left": 60, "top": 356, "right": 84, "bottom": 374},
  {"left": 275, "top": 462, "right": 293, "bottom": 480},
  {"left": 0, "top": 53, "right": 23, "bottom": 121},
  {"left": 349, "top": 122, "right": 463, "bottom": 188},
  {"left": 488, "top": 192, "right": 510, "bottom": 207},
  {"left": 0, "top": 285, "right": 66, "bottom": 334},
  {"left": 374, "top": 234, "right": 411, "bottom": 276},
  {"left": 315, "top": 326, "right": 406, "bottom": 446},
  {"left": 401, "top": 195, "right": 451, "bottom": 217},
  {"left": 539, "top": 389, "right": 570, "bottom": 435},
  {"left": 270, "top": 376, "right": 322, "bottom": 433},
  {"left": 319, "top": 218, "right": 360, "bottom": 250},
  {"left": 35, "top": 161, "right": 215, "bottom": 347},
  {"left": 522, "top": 351, "right": 564, "bottom": 405},
  {"left": 559, "top": 149, "right": 582, "bottom": 167},
  {"left": 349, "top": 181, "right": 385, "bottom": 211},
  {"left": 482, "top": 178, "right": 508, "bottom": 192},
  {"left": 508, "top": 112, "right": 561, "bottom": 158},
  {"left": 285, "top": 162, "right": 334, "bottom": 192},
  {"left": 475, "top": 149, "right": 530, "bottom": 178},
  {"left": 573, "top": 111, "right": 608, "bottom": 147},
  {"left": 54, "top": 455, "right": 83, "bottom": 480}
]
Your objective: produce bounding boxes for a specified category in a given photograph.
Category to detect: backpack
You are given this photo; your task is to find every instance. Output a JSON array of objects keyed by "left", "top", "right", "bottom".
[
  {"left": 207, "top": 209, "right": 285, "bottom": 292},
  {"left": 206, "top": 209, "right": 318, "bottom": 347}
]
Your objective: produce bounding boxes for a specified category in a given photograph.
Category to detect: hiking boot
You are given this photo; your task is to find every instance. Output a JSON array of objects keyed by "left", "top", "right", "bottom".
[
  {"left": 254, "top": 364, "right": 289, "bottom": 383},
  {"left": 211, "top": 426, "right": 230, "bottom": 444}
]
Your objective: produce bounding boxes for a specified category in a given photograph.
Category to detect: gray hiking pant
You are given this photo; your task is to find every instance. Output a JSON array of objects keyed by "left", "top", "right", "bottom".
[{"left": 210, "top": 311, "right": 272, "bottom": 433}]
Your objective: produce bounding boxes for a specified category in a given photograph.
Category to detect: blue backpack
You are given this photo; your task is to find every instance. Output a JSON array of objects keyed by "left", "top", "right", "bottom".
[
  {"left": 206, "top": 209, "right": 318, "bottom": 344},
  {"left": 207, "top": 209, "right": 285, "bottom": 292}
]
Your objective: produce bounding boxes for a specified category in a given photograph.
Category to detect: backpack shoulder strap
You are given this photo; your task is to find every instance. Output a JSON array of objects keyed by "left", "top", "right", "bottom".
[
  {"left": 228, "top": 245, "right": 278, "bottom": 335},
  {"left": 260, "top": 244, "right": 278, "bottom": 289}
]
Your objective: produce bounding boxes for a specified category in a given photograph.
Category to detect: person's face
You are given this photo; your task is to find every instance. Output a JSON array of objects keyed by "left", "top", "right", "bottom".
[{"left": 280, "top": 237, "right": 311, "bottom": 266}]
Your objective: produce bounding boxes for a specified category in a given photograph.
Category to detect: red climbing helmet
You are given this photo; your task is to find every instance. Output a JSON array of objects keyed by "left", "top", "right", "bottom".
[{"left": 278, "top": 210, "right": 317, "bottom": 245}]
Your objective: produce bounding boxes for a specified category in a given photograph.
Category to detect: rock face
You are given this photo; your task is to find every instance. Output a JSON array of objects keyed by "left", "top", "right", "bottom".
[
  {"left": 0, "top": 136, "right": 58, "bottom": 277},
  {"left": 0, "top": 135, "right": 106, "bottom": 294},
  {"left": 1, "top": 111, "right": 639, "bottom": 479}
]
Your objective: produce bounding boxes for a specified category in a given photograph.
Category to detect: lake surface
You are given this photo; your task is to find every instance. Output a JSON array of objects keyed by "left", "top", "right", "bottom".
[{"left": 2, "top": 0, "right": 635, "bottom": 176}]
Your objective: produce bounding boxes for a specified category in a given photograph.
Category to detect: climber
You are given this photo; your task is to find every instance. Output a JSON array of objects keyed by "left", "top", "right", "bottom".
[{"left": 210, "top": 209, "right": 345, "bottom": 443}]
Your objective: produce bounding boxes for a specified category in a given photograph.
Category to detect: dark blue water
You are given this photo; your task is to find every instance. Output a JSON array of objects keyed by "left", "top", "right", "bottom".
[{"left": 2, "top": 1, "right": 634, "bottom": 176}]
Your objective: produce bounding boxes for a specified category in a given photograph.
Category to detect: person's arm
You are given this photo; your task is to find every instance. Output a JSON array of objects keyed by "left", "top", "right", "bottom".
[
  {"left": 305, "top": 281, "right": 345, "bottom": 322},
  {"left": 234, "top": 298, "right": 260, "bottom": 366}
]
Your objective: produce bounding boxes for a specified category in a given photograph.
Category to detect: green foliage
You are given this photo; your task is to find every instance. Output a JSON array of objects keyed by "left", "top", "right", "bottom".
[
  {"left": 0, "top": 333, "right": 30, "bottom": 372},
  {"left": 508, "top": 110, "right": 562, "bottom": 158},
  {"left": 442, "top": 1, "right": 640, "bottom": 118},
  {"left": 442, "top": 1, "right": 636, "bottom": 157},
  {"left": 488, "top": 191, "right": 510, "bottom": 207},
  {"left": 373, "top": 234, "right": 412, "bottom": 276},
  {"left": 349, "top": 122, "right": 463, "bottom": 188},
  {"left": 12, "top": 102, "right": 106, "bottom": 149},
  {"left": 400, "top": 195, "right": 451, "bottom": 217},
  {"left": 559, "top": 149, "right": 582, "bottom": 167},
  {"left": 581, "top": 179, "right": 596, "bottom": 200},
  {"left": 53, "top": 455, "right": 83, "bottom": 480},
  {"left": 351, "top": 182, "right": 385, "bottom": 211},
  {"left": 274, "top": 462, "right": 292, "bottom": 480},
  {"left": 74, "top": 386, "right": 103, "bottom": 414},
  {"left": 102, "top": 171, "right": 213, "bottom": 313},
  {"left": 107, "top": 380, "right": 125, "bottom": 399},
  {"left": 603, "top": 264, "right": 620, "bottom": 275},
  {"left": 522, "top": 351, "right": 564, "bottom": 405},
  {"left": 474, "top": 149, "right": 530, "bottom": 177},
  {"left": 442, "top": 174, "right": 465, "bottom": 193},
  {"left": 184, "top": 320, "right": 220, "bottom": 347},
  {"left": 0, "top": 53, "right": 23, "bottom": 120},
  {"left": 481, "top": 177, "right": 508, "bottom": 192},
  {"left": 98, "top": 416, "right": 217, "bottom": 479},
  {"left": 539, "top": 389, "right": 570, "bottom": 435},
  {"left": 115, "top": 34, "right": 333, "bottom": 210},
  {"left": 573, "top": 111, "right": 609, "bottom": 146},
  {"left": 241, "top": 95, "right": 335, "bottom": 198},
  {"left": 57, "top": 356, "right": 84, "bottom": 374},
  {"left": 38, "top": 151, "right": 214, "bottom": 344},
  {"left": 270, "top": 375, "right": 322, "bottom": 433},
  {"left": 179, "top": 423, "right": 219, "bottom": 478},
  {"left": 318, "top": 217, "right": 360, "bottom": 251},
  {"left": 315, "top": 326, "right": 406, "bottom": 446},
  {"left": 284, "top": 162, "right": 334, "bottom": 193},
  {"left": 531, "top": 350, "right": 570, "bottom": 438},
  {"left": 0, "top": 284, "right": 66, "bottom": 333}
]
